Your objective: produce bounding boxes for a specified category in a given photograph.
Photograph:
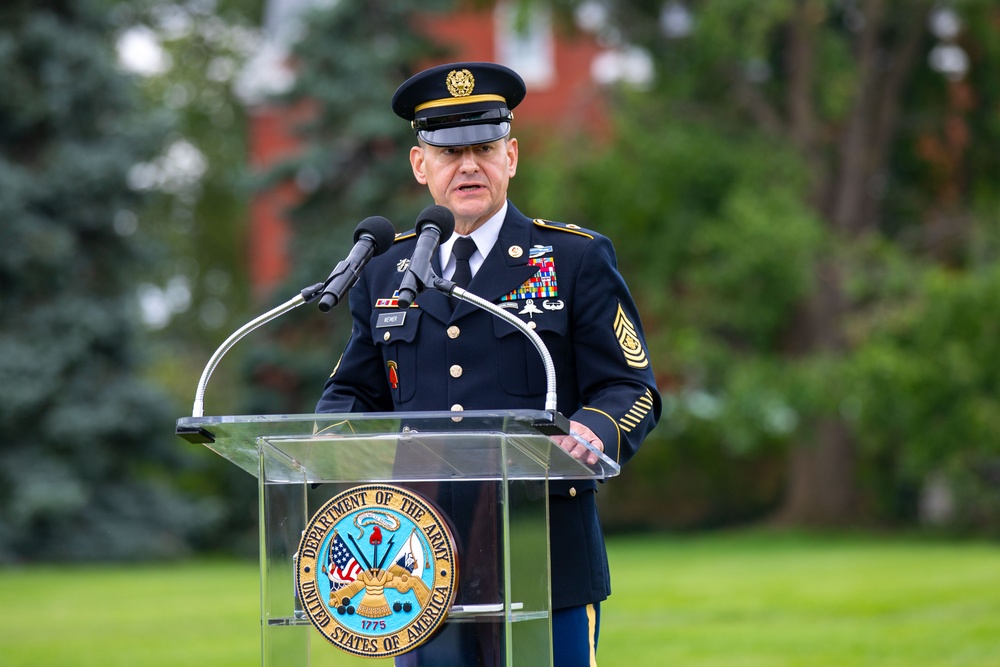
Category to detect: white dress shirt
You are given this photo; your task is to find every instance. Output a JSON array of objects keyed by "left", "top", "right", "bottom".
[{"left": 438, "top": 201, "right": 508, "bottom": 282}]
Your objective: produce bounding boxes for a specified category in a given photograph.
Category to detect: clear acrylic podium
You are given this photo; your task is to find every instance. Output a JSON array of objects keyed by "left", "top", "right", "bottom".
[{"left": 176, "top": 409, "right": 618, "bottom": 666}]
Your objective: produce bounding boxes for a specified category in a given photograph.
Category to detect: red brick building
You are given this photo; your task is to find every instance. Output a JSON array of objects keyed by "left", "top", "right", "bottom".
[{"left": 243, "top": 2, "right": 613, "bottom": 297}]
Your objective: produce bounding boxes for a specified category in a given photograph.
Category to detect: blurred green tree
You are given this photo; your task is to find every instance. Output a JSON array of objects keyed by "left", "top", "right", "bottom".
[
  {"left": 0, "top": 0, "right": 219, "bottom": 561},
  {"left": 112, "top": 0, "right": 264, "bottom": 417},
  {"left": 518, "top": 0, "right": 1000, "bottom": 529}
]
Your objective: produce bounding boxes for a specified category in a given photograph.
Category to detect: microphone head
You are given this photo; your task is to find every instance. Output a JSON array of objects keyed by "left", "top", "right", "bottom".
[
  {"left": 415, "top": 205, "right": 455, "bottom": 238},
  {"left": 354, "top": 216, "right": 397, "bottom": 256}
]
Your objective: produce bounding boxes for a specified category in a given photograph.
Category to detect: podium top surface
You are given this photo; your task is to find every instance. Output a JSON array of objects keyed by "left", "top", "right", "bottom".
[{"left": 176, "top": 409, "right": 620, "bottom": 483}]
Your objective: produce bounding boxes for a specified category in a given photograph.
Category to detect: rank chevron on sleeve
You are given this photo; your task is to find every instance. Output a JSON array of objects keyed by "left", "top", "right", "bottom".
[{"left": 613, "top": 303, "right": 649, "bottom": 369}]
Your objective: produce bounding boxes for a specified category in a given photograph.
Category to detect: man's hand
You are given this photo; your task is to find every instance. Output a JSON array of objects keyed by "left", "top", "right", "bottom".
[{"left": 552, "top": 420, "right": 604, "bottom": 466}]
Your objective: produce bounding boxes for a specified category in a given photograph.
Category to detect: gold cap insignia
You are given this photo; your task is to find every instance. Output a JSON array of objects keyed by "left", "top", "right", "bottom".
[
  {"left": 614, "top": 303, "right": 649, "bottom": 369},
  {"left": 446, "top": 69, "right": 475, "bottom": 98}
]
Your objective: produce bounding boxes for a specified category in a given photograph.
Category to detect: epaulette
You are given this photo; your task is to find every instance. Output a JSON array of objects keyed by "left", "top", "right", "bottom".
[
  {"left": 532, "top": 218, "right": 594, "bottom": 239},
  {"left": 393, "top": 230, "right": 417, "bottom": 243}
]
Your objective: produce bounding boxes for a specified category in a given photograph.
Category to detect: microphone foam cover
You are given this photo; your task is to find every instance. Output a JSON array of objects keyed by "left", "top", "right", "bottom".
[
  {"left": 415, "top": 205, "right": 455, "bottom": 238},
  {"left": 355, "top": 216, "right": 397, "bottom": 255}
]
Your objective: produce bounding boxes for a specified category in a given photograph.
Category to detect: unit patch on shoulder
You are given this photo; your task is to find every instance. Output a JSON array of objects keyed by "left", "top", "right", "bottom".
[
  {"left": 613, "top": 303, "right": 649, "bottom": 369},
  {"left": 295, "top": 484, "right": 459, "bottom": 659}
]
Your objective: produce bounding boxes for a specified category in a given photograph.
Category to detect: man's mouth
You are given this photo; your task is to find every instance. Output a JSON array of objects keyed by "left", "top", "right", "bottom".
[{"left": 457, "top": 184, "right": 483, "bottom": 192}]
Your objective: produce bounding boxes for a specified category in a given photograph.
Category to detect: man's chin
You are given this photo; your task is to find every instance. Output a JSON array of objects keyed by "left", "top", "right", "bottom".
[{"left": 446, "top": 202, "right": 492, "bottom": 229}]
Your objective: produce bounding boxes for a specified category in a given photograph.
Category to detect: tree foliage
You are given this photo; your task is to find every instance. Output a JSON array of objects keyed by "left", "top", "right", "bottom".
[
  {"left": 0, "top": 0, "right": 219, "bottom": 561},
  {"left": 520, "top": 0, "right": 1000, "bottom": 530},
  {"left": 109, "top": 0, "right": 264, "bottom": 418}
]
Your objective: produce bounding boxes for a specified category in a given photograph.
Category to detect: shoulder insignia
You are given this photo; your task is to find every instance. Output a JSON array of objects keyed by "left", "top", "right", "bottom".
[
  {"left": 532, "top": 219, "right": 594, "bottom": 239},
  {"left": 393, "top": 230, "right": 417, "bottom": 243}
]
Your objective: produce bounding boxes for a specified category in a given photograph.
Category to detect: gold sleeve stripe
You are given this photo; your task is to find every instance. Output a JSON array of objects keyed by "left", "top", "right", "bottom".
[
  {"left": 329, "top": 354, "right": 344, "bottom": 378},
  {"left": 582, "top": 406, "right": 621, "bottom": 462},
  {"left": 619, "top": 389, "right": 654, "bottom": 432}
]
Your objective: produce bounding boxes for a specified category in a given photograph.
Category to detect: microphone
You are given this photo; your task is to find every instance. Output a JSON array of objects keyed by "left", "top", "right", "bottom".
[
  {"left": 316, "top": 216, "right": 396, "bottom": 312},
  {"left": 396, "top": 205, "right": 455, "bottom": 309}
]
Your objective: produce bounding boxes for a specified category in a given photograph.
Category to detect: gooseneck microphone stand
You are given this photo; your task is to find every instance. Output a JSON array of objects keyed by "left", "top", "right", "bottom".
[{"left": 191, "top": 281, "right": 330, "bottom": 419}]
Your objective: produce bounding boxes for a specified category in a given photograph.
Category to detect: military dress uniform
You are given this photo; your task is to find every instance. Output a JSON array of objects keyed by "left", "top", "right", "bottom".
[
  {"left": 317, "top": 201, "right": 660, "bottom": 608},
  {"left": 316, "top": 60, "right": 660, "bottom": 666}
]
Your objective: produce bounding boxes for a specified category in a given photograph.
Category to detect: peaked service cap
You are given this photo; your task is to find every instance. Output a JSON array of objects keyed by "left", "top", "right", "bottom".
[{"left": 391, "top": 62, "right": 526, "bottom": 147}]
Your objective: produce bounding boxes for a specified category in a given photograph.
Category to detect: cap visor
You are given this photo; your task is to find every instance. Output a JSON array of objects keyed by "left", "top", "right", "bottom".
[{"left": 418, "top": 122, "right": 510, "bottom": 147}]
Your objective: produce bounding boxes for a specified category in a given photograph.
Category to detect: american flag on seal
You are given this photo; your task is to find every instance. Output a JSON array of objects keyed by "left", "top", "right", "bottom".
[{"left": 324, "top": 532, "right": 362, "bottom": 589}]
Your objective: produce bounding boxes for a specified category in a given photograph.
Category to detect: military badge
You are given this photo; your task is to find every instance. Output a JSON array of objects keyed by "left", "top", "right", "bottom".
[
  {"left": 296, "top": 484, "right": 459, "bottom": 659},
  {"left": 518, "top": 299, "right": 542, "bottom": 318},
  {"left": 529, "top": 245, "right": 553, "bottom": 259},
  {"left": 500, "top": 257, "right": 558, "bottom": 301},
  {"left": 387, "top": 361, "right": 399, "bottom": 389},
  {"left": 613, "top": 303, "right": 649, "bottom": 369},
  {"left": 377, "top": 291, "right": 414, "bottom": 308},
  {"left": 446, "top": 69, "right": 475, "bottom": 97},
  {"left": 376, "top": 293, "right": 400, "bottom": 308}
]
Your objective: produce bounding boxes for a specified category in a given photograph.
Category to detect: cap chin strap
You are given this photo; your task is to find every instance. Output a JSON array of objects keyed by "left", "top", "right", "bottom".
[{"left": 414, "top": 93, "right": 506, "bottom": 113}]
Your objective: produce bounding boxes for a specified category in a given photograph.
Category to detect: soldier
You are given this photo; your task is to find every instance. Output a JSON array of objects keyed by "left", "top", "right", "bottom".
[{"left": 317, "top": 61, "right": 661, "bottom": 666}]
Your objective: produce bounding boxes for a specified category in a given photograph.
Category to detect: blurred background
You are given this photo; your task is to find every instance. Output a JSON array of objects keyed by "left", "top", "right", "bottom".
[{"left": 2, "top": 0, "right": 1000, "bottom": 565}]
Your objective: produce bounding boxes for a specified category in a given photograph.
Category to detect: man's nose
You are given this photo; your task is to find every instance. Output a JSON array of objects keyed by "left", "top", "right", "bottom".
[{"left": 458, "top": 148, "right": 479, "bottom": 171}]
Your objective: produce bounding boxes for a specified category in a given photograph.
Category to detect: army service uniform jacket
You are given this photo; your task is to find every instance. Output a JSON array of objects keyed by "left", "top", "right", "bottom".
[{"left": 317, "top": 202, "right": 661, "bottom": 610}]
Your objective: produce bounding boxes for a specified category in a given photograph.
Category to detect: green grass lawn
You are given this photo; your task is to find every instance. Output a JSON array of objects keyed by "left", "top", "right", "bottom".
[
  {"left": 602, "top": 531, "right": 1000, "bottom": 667},
  {"left": 1, "top": 531, "right": 997, "bottom": 666}
]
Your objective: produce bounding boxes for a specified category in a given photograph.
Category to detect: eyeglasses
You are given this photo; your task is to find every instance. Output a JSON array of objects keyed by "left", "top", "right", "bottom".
[{"left": 411, "top": 108, "right": 513, "bottom": 131}]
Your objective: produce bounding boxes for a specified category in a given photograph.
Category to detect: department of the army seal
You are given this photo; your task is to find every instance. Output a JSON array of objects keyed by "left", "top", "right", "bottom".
[{"left": 295, "top": 484, "right": 459, "bottom": 658}]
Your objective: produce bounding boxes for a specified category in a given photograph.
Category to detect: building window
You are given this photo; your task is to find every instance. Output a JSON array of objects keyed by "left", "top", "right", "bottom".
[{"left": 494, "top": 1, "right": 555, "bottom": 89}]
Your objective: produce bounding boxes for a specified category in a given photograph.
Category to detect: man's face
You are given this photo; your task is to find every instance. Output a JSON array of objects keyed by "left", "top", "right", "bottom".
[{"left": 409, "top": 137, "right": 518, "bottom": 235}]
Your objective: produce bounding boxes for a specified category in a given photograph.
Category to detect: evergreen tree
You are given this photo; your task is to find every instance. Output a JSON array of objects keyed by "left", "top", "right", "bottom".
[{"left": 0, "top": 0, "right": 214, "bottom": 561}]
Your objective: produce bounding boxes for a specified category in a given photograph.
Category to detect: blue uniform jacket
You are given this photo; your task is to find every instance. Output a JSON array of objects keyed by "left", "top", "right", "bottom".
[{"left": 317, "top": 202, "right": 660, "bottom": 609}]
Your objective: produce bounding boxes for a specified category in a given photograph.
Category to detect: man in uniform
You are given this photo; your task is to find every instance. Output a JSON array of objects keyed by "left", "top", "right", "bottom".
[{"left": 317, "top": 62, "right": 660, "bottom": 666}]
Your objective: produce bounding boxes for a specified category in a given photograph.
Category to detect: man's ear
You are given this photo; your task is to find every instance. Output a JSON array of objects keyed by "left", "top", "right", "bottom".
[
  {"left": 409, "top": 145, "right": 427, "bottom": 185},
  {"left": 507, "top": 137, "right": 518, "bottom": 178}
]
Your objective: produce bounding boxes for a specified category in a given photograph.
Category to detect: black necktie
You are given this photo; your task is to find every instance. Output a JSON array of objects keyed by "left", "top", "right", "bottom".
[{"left": 451, "top": 237, "right": 477, "bottom": 290}]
